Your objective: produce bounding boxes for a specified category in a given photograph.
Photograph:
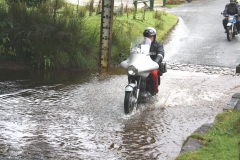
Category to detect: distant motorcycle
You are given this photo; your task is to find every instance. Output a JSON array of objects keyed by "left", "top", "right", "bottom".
[
  {"left": 224, "top": 14, "right": 238, "bottom": 41},
  {"left": 120, "top": 37, "right": 167, "bottom": 114}
]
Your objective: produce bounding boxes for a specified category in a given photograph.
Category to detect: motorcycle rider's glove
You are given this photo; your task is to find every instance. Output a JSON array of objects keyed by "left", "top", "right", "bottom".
[{"left": 154, "top": 54, "right": 163, "bottom": 64}]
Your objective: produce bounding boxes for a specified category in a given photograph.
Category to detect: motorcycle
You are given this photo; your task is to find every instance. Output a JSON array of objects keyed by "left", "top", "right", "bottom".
[
  {"left": 120, "top": 37, "right": 167, "bottom": 114},
  {"left": 224, "top": 14, "right": 238, "bottom": 41}
]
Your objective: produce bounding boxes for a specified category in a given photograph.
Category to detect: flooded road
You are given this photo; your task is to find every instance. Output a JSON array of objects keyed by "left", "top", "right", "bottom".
[
  {"left": 1, "top": 67, "right": 240, "bottom": 160},
  {"left": 1, "top": 0, "right": 240, "bottom": 159}
]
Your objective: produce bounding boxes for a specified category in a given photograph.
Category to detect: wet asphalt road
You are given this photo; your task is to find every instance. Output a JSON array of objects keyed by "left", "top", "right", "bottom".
[
  {"left": 1, "top": 0, "right": 240, "bottom": 160},
  {"left": 1, "top": 68, "right": 240, "bottom": 160},
  {"left": 164, "top": 0, "right": 240, "bottom": 68}
]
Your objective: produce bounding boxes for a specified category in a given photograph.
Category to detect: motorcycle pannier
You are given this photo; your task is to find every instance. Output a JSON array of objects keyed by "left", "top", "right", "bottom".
[{"left": 159, "top": 62, "right": 167, "bottom": 75}]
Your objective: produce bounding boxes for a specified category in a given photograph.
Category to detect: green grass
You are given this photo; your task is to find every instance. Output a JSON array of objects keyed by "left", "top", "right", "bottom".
[
  {"left": 78, "top": 6, "right": 178, "bottom": 42},
  {"left": 165, "top": 4, "right": 181, "bottom": 8},
  {"left": 83, "top": 9, "right": 178, "bottom": 65},
  {"left": 175, "top": 110, "right": 240, "bottom": 160},
  {"left": 0, "top": 0, "right": 178, "bottom": 69}
]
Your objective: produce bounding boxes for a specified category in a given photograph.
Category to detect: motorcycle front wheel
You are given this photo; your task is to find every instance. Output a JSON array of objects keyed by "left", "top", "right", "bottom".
[
  {"left": 227, "top": 27, "right": 233, "bottom": 41},
  {"left": 124, "top": 90, "right": 137, "bottom": 114}
]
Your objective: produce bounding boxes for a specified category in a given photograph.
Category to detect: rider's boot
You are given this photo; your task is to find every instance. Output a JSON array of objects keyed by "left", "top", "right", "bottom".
[
  {"left": 142, "top": 92, "right": 151, "bottom": 99},
  {"left": 150, "top": 91, "right": 157, "bottom": 96}
]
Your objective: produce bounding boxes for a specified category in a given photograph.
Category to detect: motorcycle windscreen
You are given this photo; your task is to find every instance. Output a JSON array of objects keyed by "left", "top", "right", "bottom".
[
  {"left": 141, "top": 44, "right": 150, "bottom": 54},
  {"left": 143, "top": 37, "right": 151, "bottom": 45},
  {"left": 140, "top": 37, "right": 151, "bottom": 54}
]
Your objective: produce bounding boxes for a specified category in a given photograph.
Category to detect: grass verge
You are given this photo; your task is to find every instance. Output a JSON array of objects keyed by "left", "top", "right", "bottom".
[
  {"left": 0, "top": 0, "right": 178, "bottom": 69},
  {"left": 84, "top": 9, "right": 178, "bottom": 65},
  {"left": 175, "top": 110, "right": 240, "bottom": 160}
]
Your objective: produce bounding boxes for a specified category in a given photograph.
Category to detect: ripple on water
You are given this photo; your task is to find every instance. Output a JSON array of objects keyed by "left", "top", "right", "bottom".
[{"left": 1, "top": 70, "right": 240, "bottom": 159}]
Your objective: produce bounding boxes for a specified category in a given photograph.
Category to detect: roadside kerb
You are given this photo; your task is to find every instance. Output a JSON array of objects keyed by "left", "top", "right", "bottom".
[
  {"left": 167, "top": 63, "right": 239, "bottom": 76},
  {"left": 171, "top": 62, "right": 240, "bottom": 155}
]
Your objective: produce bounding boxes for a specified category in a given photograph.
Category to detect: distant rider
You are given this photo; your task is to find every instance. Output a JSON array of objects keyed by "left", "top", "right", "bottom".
[
  {"left": 222, "top": 0, "right": 240, "bottom": 33},
  {"left": 143, "top": 27, "right": 164, "bottom": 96}
]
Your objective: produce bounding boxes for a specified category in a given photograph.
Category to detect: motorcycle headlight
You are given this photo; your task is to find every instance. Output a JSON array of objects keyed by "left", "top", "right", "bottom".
[{"left": 127, "top": 65, "right": 138, "bottom": 75}]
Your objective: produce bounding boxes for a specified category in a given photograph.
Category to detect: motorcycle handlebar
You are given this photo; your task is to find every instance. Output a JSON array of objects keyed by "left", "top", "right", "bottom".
[{"left": 224, "top": 14, "right": 238, "bottom": 17}]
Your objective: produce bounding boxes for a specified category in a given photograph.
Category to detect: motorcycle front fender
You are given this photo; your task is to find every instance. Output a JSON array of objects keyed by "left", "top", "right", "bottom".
[
  {"left": 227, "top": 23, "right": 232, "bottom": 27},
  {"left": 125, "top": 83, "right": 136, "bottom": 92}
]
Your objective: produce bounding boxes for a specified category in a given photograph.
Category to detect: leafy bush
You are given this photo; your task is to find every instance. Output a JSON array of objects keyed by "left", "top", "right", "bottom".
[
  {"left": 0, "top": 0, "right": 99, "bottom": 69},
  {"left": 0, "top": 0, "right": 178, "bottom": 69},
  {"left": 0, "top": 3, "right": 15, "bottom": 58}
]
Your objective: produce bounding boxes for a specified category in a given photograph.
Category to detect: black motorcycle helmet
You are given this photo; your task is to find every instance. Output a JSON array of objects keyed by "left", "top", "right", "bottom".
[{"left": 143, "top": 27, "right": 157, "bottom": 40}]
